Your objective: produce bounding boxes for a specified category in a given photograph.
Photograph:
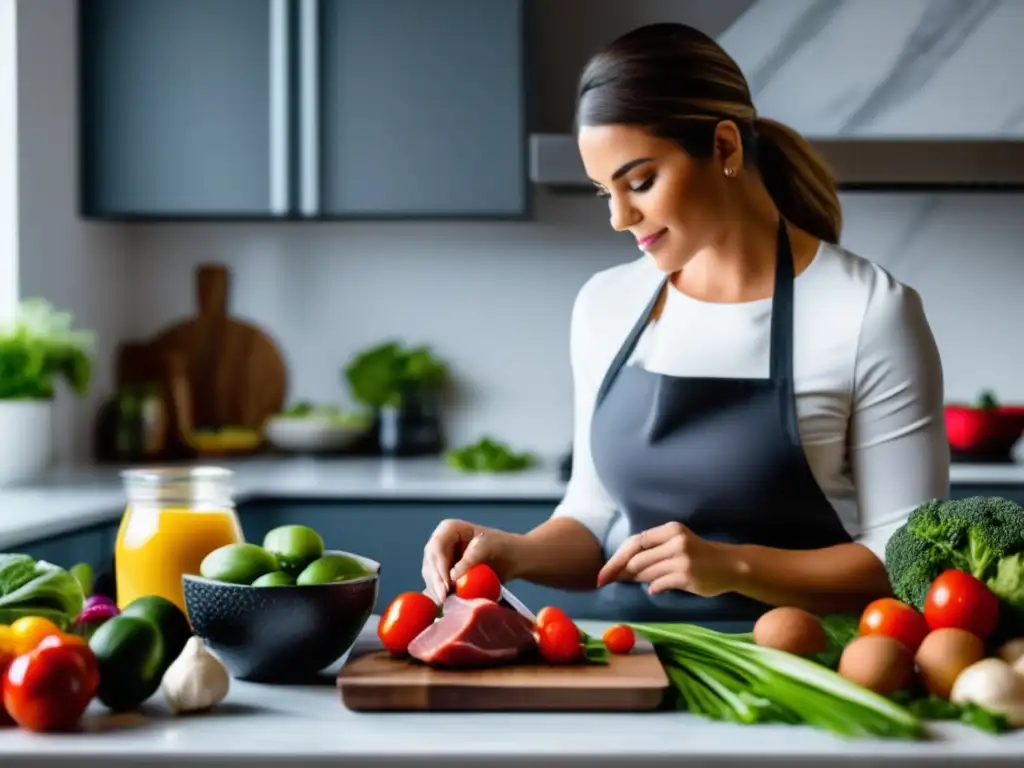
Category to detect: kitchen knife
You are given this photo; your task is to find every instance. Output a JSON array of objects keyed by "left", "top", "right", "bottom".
[{"left": 499, "top": 584, "right": 537, "bottom": 623}]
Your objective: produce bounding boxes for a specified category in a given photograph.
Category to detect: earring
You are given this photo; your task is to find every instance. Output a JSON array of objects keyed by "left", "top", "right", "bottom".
[{"left": 724, "top": 167, "right": 737, "bottom": 178}]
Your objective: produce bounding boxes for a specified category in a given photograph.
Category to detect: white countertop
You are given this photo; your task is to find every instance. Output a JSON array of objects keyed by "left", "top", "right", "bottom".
[
  {"left": 0, "top": 617, "right": 1020, "bottom": 767},
  {"left": 0, "top": 455, "right": 1022, "bottom": 552}
]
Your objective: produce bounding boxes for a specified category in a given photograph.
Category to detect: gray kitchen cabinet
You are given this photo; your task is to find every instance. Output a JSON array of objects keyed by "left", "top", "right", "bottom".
[
  {"left": 79, "top": 0, "right": 529, "bottom": 221},
  {"left": 316, "top": 0, "right": 528, "bottom": 218},
  {"left": 238, "top": 499, "right": 602, "bottom": 618},
  {"left": 12, "top": 521, "right": 118, "bottom": 581},
  {"left": 79, "top": 0, "right": 288, "bottom": 219}
]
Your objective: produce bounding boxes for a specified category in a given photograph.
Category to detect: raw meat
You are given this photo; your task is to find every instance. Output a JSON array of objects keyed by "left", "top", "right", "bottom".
[{"left": 407, "top": 595, "right": 537, "bottom": 668}]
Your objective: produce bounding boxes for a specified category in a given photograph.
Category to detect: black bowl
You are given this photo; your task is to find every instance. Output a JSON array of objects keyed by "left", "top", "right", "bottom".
[{"left": 182, "top": 550, "right": 380, "bottom": 683}]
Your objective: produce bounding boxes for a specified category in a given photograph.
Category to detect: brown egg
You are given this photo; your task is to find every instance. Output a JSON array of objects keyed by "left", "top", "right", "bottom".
[
  {"left": 753, "top": 606, "right": 828, "bottom": 657},
  {"left": 915, "top": 628, "right": 986, "bottom": 699},
  {"left": 838, "top": 635, "right": 915, "bottom": 694}
]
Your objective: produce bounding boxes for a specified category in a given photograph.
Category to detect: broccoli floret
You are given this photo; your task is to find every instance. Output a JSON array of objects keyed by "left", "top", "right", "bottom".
[{"left": 884, "top": 496, "right": 1024, "bottom": 611}]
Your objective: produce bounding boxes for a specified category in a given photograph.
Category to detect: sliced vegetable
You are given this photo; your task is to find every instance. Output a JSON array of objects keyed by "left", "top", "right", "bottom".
[
  {"left": 454, "top": 564, "right": 501, "bottom": 602},
  {"left": 630, "top": 622, "right": 922, "bottom": 739},
  {"left": 924, "top": 570, "right": 1000, "bottom": 639},
  {"left": 378, "top": 592, "right": 438, "bottom": 655},
  {"left": 858, "top": 598, "right": 930, "bottom": 653}
]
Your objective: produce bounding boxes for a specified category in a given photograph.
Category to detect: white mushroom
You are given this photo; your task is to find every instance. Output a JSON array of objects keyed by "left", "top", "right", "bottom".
[
  {"left": 996, "top": 638, "right": 1024, "bottom": 667},
  {"left": 949, "top": 658, "right": 1024, "bottom": 728}
]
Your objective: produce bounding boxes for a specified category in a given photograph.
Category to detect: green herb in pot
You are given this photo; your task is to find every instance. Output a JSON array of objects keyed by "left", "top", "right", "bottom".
[
  {"left": 445, "top": 437, "right": 536, "bottom": 473},
  {"left": 0, "top": 299, "right": 94, "bottom": 400}
]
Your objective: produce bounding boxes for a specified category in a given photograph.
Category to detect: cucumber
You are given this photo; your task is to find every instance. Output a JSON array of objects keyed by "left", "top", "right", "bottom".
[
  {"left": 120, "top": 595, "right": 192, "bottom": 671},
  {"left": 88, "top": 614, "right": 166, "bottom": 712}
]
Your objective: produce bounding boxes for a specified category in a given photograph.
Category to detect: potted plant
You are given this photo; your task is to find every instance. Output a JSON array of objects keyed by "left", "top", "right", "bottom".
[
  {"left": 0, "top": 299, "right": 94, "bottom": 484},
  {"left": 342, "top": 340, "right": 449, "bottom": 455}
]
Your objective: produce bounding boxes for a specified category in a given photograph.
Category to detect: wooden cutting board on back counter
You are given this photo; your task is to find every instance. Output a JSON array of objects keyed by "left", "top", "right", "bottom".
[
  {"left": 337, "top": 649, "right": 670, "bottom": 712},
  {"left": 146, "top": 264, "right": 287, "bottom": 432}
]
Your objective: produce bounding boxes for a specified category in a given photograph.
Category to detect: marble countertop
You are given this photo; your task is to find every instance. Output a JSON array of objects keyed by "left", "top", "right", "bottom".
[
  {"left": 0, "top": 455, "right": 1022, "bottom": 552},
  {"left": 0, "top": 617, "right": 1020, "bottom": 767}
]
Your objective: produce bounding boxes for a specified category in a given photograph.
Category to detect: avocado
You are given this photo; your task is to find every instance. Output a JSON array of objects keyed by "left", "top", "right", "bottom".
[{"left": 120, "top": 595, "right": 192, "bottom": 671}]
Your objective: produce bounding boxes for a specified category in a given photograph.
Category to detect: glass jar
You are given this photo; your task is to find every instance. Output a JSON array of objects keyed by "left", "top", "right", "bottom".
[{"left": 114, "top": 466, "right": 244, "bottom": 613}]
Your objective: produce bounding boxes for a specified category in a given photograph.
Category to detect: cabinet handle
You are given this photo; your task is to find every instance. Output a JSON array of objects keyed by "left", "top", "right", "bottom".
[
  {"left": 269, "top": 0, "right": 291, "bottom": 215},
  {"left": 298, "top": 0, "right": 320, "bottom": 216}
]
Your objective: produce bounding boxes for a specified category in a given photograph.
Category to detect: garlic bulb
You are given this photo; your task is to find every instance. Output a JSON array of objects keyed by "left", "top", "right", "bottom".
[{"left": 161, "top": 635, "right": 230, "bottom": 714}]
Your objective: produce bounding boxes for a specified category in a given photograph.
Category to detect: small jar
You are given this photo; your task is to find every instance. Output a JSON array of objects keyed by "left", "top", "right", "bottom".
[{"left": 114, "top": 466, "right": 244, "bottom": 613}]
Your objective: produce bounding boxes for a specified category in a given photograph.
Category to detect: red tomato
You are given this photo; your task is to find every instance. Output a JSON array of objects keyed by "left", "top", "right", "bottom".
[
  {"left": 454, "top": 564, "right": 502, "bottom": 602},
  {"left": 538, "top": 619, "right": 582, "bottom": 664},
  {"left": 602, "top": 624, "right": 636, "bottom": 654},
  {"left": 377, "top": 592, "right": 439, "bottom": 655},
  {"left": 924, "top": 569, "right": 1000, "bottom": 639},
  {"left": 858, "top": 598, "right": 930, "bottom": 652},
  {"left": 0, "top": 650, "right": 14, "bottom": 727},
  {"left": 535, "top": 606, "right": 573, "bottom": 632},
  {"left": 36, "top": 634, "right": 100, "bottom": 702},
  {"left": 3, "top": 644, "right": 94, "bottom": 732}
]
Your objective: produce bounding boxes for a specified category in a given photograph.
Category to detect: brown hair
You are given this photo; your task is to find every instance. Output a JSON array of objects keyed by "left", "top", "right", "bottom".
[{"left": 575, "top": 23, "right": 842, "bottom": 244}]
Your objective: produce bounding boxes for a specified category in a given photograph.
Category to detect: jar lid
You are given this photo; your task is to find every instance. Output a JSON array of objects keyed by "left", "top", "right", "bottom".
[{"left": 120, "top": 466, "right": 233, "bottom": 484}]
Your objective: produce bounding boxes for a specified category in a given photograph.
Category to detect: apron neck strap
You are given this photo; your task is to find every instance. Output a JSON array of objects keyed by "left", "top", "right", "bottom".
[{"left": 769, "top": 217, "right": 795, "bottom": 383}]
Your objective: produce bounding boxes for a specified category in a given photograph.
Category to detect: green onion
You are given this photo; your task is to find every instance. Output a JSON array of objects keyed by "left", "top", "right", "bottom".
[{"left": 629, "top": 622, "right": 925, "bottom": 740}]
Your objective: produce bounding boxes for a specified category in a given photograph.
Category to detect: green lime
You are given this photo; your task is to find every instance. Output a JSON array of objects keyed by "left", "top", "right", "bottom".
[
  {"left": 200, "top": 543, "right": 279, "bottom": 585},
  {"left": 252, "top": 571, "right": 295, "bottom": 587},
  {"left": 296, "top": 553, "right": 372, "bottom": 585},
  {"left": 262, "top": 525, "right": 325, "bottom": 575}
]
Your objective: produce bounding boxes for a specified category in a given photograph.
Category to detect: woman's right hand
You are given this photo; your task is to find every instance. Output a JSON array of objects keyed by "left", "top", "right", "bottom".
[{"left": 421, "top": 518, "right": 523, "bottom": 603}]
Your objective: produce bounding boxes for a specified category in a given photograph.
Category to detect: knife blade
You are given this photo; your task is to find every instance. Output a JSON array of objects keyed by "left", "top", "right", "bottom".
[{"left": 499, "top": 584, "right": 537, "bottom": 623}]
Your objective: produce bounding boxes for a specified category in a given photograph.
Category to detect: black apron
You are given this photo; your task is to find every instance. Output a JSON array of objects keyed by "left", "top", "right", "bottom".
[{"left": 589, "top": 220, "right": 853, "bottom": 626}]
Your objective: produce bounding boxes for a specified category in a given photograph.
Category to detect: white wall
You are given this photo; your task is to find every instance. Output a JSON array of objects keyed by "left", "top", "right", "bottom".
[
  {"left": 15, "top": 0, "right": 1024, "bottom": 463},
  {"left": 0, "top": 0, "right": 18, "bottom": 324},
  {"left": 16, "top": 0, "right": 130, "bottom": 463}
]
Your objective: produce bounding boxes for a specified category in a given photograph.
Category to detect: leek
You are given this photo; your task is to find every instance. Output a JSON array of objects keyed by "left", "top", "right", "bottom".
[{"left": 630, "top": 622, "right": 924, "bottom": 740}]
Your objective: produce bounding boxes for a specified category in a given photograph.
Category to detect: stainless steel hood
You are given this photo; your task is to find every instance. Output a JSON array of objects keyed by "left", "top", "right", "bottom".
[{"left": 531, "top": 0, "right": 1024, "bottom": 192}]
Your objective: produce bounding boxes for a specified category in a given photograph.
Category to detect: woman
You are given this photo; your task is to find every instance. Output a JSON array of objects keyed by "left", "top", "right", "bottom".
[{"left": 422, "top": 23, "right": 949, "bottom": 622}]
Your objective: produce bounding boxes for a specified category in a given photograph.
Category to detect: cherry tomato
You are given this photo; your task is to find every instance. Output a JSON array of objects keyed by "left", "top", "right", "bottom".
[
  {"left": 0, "top": 626, "right": 16, "bottom": 658},
  {"left": 538, "top": 619, "right": 582, "bottom": 664},
  {"left": 3, "top": 644, "right": 94, "bottom": 732},
  {"left": 9, "top": 617, "right": 62, "bottom": 656},
  {"left": 924, "top": 569, "right": 1000, "bottom": 640},
  {"left": 535, "top": 606, "right": 573, "bottom": 632},
  {"left": 602, "top": 624, "right": 636, "bottom": 654},
  {"left": 454, "top": 564, "right": 502, "bottom": 602},
  {"left": 858, "top": 598, "right": 930, "bottom": 652},
  {"left": 378, "top": 592, "right": 439, "bottom": 655}
]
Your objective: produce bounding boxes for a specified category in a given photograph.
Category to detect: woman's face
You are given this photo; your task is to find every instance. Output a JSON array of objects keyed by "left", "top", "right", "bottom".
[{"left": 577, "top": 123, "right": 733, "bottom": 273}]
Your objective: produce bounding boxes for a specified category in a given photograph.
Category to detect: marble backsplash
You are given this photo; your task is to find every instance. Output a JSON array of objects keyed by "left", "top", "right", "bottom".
[{"left": 718, "top": 0, "right": 1024, "bottom": 136}]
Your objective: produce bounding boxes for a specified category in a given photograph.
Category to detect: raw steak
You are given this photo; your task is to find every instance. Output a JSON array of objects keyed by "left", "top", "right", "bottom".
[{"left": 407, "top": 595, "right": 537, "bottom": 668}]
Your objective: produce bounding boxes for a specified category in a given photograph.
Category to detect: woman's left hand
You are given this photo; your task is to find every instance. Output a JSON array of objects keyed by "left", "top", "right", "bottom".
[{"left": 596, "top": 521, "right": 739, "bottom": 597}]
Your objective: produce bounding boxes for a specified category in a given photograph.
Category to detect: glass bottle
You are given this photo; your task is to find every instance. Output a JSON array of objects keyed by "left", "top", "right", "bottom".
[{"left": 114, "top": 466, "right": 244, "bottom": 613}]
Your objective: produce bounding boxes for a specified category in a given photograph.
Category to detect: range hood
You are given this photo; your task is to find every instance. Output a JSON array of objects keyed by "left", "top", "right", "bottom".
[{"left": 531, "top": 0, "right": 1024, "bottom": 191}]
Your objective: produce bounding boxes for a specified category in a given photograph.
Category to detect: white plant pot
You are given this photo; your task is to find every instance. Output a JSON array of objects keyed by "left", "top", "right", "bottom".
[{"left": 0, "top": 400, "right": 53, "bottom": 486}]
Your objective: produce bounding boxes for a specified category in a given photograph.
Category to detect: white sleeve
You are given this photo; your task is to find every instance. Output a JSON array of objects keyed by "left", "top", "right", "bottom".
[
  {"left": 849, "top": 278, "right": 950, "bottom": 561},
  {"left": 549, "top": 282, "right": 620, "bottom": 547}
]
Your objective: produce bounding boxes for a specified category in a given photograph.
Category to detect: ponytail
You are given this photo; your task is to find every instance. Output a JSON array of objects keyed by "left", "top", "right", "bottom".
[{"left": 754, "top": 117, "right": 842, "bottom": 245}]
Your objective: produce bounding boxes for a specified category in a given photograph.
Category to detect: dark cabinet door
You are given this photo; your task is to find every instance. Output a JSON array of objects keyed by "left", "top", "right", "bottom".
[
  {"left": 316, "top": 0, "right": 528, "bottom": 218},
  {"left": 80, "top": 0, "right": 290, "bottom": 218}
]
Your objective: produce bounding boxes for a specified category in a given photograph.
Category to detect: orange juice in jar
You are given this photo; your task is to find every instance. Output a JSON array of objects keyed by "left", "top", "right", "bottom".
[{"left": 115, "top": 467, "right": 244, "bottom": 613}]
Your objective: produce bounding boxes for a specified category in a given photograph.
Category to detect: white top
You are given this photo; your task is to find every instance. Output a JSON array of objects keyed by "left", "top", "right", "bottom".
[{"left": 552, "top": 242, "right": 950, "bottom": 561}]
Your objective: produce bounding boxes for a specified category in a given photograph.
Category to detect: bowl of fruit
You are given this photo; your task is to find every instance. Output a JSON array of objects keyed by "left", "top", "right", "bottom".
[
  {"left": 182, "top": 524, "right": 379, "bottom": 683},
  {"left": 263, "top": 402, "right": 372, "bottom": 454}
]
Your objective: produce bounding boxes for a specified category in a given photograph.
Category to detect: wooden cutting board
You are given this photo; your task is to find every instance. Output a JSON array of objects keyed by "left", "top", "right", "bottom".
[
  {"left": 147, "top": 264, "right": 287, "bottom": 432},
  {"left": 336, "top": 649, "right": 670, "bottom": 712}
]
